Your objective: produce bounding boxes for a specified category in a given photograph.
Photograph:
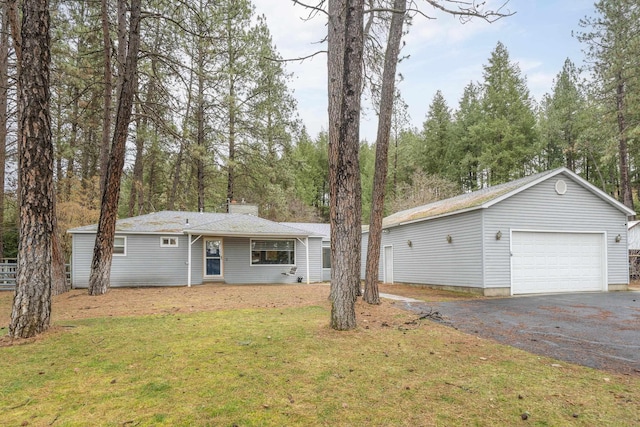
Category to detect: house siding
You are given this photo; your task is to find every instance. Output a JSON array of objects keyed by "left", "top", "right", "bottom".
[
  {"left": 362, "top": 211, "right": 484, "bottom": 287},
  {"left": 483, "top": 173, "right": 629, "bottom": 289},
  {"left": 72, "top": 233, "right": 191, "bottom": 288},
  {"left": 628, "top": 224, "right": 640, "bottom": 250},
  {"left": 220, "top": 237, "right": 322, "bottom": 284},
  {"left": 308, "top": 238, "right": 324, "bottom": 282},
  {"left": 72, "top": 233, "right": 323, "bottom": 287},
  {"left": 360, "top": 232, "right": 369, "bottom": 279},
  {"left": 360, "top": 170, "right": 630, "bottom": 294}
]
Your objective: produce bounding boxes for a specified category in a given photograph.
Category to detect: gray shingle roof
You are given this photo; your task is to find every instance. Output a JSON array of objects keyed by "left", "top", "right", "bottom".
[
  {"left": 68, "top": 211, "right": 310, "bottom": 237},
  {"left": 281, "top": 222, "right": 330, "bottom": 239},
  {"left": 185, "top": 214, "right": 309, "bottom": 237},
  {"left": 377, "top": 167, "right": 633, "bottom": 229}
]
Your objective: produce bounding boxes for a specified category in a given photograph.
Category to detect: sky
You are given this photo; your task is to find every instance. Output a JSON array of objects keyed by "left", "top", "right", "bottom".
[{"left": 253, "top": 0, "right": 597, "bottom": 142}]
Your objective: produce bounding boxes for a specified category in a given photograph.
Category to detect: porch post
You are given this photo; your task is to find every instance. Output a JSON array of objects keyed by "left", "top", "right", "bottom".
[
  {"left": 187, "top": 233, "right": 192, "bottom": 287},
  {"left": 306, "top": 236, "right": 310, "bottom": 284}
]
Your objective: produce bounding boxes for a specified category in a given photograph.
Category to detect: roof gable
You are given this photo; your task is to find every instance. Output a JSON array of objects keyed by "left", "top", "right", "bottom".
[{"left": 380, "top": 168, "right": 634, "bottom": 228}]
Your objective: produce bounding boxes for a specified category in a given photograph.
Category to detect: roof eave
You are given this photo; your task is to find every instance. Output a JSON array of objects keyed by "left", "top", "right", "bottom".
[
  {"left": 386, "top": 205, "right": 485, "bottom": 229},
  {"left": 183, "top": 229, "right": 308, "bottom": 238},
  {"left": 68, "top": 230, "right": 184, "bottom": 235},
  {"left": 556, "top": 168, "right": 634, "bottom": 216},
  {"left": 477, "top": 167, "right": 634, "bottom": 216}
]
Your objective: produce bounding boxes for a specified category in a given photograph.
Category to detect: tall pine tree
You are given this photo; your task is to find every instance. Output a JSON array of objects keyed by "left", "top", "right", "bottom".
[{"left": 478, "top": 42, "right": 537, "bottom": 185}]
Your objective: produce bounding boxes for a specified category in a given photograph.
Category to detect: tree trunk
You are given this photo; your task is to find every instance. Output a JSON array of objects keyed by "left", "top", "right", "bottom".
[
  {"left": 169, "top": 66, "right": 194, "bottom": 210},
  {"left": 6, "top": 0, "right": 20, "bottom": 67},
  {"left": 88, "top": 0, "right": 141, "bottom": 296},
  {"left": 51, "top": 195, "right": 70, "bottom": 296},
  {"left": 0, "top": 3, "right": 9, "bottom": 260},
  {"left": 64, "top": 92, "right": 79, "bottom": 199},
  {"left": 129, "top": 101, "right": 144, "bottom": 217},
  {"left": 615, "top": 76, "right": 633, "bottom": 212},
  {"left": 99, "top": 0, "right": 112, "bottom": 195},
  {"left": 10, "top": 0, "right": 54, "bottom": 338},
  {"left": 327, "top": 0, "right": 365, "bottom": 331},
  {"left": 364, "top": 0, "right": 406, "bottom": 305},
  {"left": 196, "top": 69, "right": 205, "bottom": 212},
  {"left": 225, "top": 15, "right": 236, "bottom": 208},
  {"left": 226, "top": 81, "right": 236, "bottom": 208},
  {"left": 146, "top": 130, "right": 159, "bottom": 211},
  {"left": 99, "top": 0, "right": 123, "bottom": 195}
]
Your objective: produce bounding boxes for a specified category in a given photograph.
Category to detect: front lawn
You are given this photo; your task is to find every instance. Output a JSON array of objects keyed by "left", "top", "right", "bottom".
[{"left": 1, "top": 291, "right": 638, "bottom": 426}]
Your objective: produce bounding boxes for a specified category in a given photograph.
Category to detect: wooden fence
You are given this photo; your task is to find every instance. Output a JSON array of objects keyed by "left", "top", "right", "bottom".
[
  {"left": 630, "top": 250, "right": 640, "bottom": 280},
  {"left": 0, "top": 259, "right": 71, "bottom": 291}
]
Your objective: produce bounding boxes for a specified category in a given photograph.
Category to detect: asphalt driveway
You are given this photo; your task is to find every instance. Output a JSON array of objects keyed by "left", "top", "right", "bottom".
[{"left": 402, "top": 291, "right": 640, "bottom": 375}]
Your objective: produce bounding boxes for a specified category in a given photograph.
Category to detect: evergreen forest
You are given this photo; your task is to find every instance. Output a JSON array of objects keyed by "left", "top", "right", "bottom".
[{"left": 1, "top": 0, "right": 638, "bottom": 264}]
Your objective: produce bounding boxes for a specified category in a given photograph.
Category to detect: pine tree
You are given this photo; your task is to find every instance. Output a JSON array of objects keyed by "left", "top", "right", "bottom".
[
  {"left": 418, "top": 90, "right": 454, "bottom": 178},
  {"left": 577, "top": 0, "right": 640, "bottom": 210},
  {"left": 452, "top": 82, "right": 484, "bottom": 190},
  {"left": 478, "top": 42, "right": 537, "bottom": 185},
  {"left": 537, "top": 59, "right": 586, "bottom": 171},
  {"left": 10, "top": 0, "right": 54, "bottom": 338}
]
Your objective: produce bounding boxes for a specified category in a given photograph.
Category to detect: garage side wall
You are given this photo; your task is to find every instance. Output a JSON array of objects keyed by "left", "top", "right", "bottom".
[
  {"left": 483, "top": 175, "right": 629, "bottom": 290},
  {"left": 362, "top": 211, "right": 484, "bottom": 288}
]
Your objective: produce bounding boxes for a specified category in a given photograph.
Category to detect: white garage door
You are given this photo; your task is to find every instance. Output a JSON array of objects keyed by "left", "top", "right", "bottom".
[{"left": 511, "top": 231, "right": 605, "bottom": 294}]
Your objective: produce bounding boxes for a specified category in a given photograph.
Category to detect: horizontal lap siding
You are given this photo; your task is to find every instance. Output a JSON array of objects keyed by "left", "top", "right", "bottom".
[
  {"left": 365, "top": 211, "right": 483, "bottom": 287},
  {"left": 307, "top": 238, "right": 323, "bottom": 282},
  {"left": 73, "top": 234, "right": 323, "bottom": 286},
  {"left": 360, "top": 232, "right": 368, "bottom": 279},
  {"left": 190, "top": 237, "right": 204, "bottom": 285},
  {"left": 71, "top": 234, "right": 92, "bottom": 287},
  {"left": 72, "top": 234, "right": 190, "bottom": 288},
  {"left": 484, "top": 174, "right": 629, "bottom": 288}
]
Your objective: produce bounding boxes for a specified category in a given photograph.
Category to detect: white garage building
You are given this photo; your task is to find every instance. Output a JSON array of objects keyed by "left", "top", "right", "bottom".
[{"left": 361, "top": 168, "right": 634, "bottom": 296}]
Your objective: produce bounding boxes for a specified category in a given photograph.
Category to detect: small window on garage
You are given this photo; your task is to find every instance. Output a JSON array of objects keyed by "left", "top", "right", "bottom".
[
  {"left": 113, "top": 236, "right": 127, "bottom": 256},
  {"left": 160, "top": 236, "right": 179, "bottom": 247}
]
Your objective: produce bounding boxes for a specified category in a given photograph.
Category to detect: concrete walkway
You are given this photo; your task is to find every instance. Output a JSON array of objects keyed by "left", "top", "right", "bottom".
[{"left": 379, "top": 292, "right": 423, "bottom": 303}]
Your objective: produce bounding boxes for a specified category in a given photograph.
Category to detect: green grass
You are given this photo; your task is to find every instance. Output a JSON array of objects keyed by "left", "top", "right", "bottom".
[{"left": 1, "top": 306, "right": 638, "bottom": 426}]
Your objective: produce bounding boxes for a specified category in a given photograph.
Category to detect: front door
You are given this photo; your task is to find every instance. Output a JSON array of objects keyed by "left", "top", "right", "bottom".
[{"left": 204, "top": 238, "right": 223, "bottom": 278}]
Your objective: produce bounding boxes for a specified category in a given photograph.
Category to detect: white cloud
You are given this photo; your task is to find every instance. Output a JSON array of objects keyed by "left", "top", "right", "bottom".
[
  {"left": 254, "top": 0, "right": 329, "bottom": 135},
  {"left": 252, "top": 0, "right": 593, "bottom": 140}
]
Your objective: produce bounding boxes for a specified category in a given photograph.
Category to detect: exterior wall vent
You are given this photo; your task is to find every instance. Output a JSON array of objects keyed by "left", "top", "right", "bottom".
[{"left": 555, "top": 179, "right": 567, "bottom": 195}]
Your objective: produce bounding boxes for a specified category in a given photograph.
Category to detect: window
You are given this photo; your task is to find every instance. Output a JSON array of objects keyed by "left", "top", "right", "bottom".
[
  {"left": 113, "top": 236, "right": 126, "bottom": 256},
  {"left": 322, "top": 246, "right": 331, "bottom": 269},
  {"left": 161, "top": 236, "right": 179, "bottom": 247},
  {"left": 251, "top": 239, "right": 295, "bottom": 265}
]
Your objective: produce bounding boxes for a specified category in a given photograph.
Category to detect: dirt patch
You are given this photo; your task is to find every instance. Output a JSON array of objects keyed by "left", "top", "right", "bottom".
[{"left": 0, "top": 283, "right": 475, "bottom": 336}]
